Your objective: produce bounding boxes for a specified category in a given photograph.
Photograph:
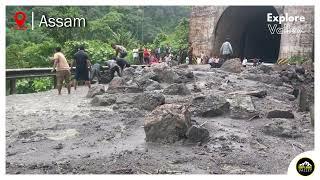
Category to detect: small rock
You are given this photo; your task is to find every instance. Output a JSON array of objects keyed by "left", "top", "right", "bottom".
[
  {"left": 134, "top": 92, "right": 165, "bottom": 111},
  {"left": 227, "top": 95, "right": 258, "bottom": 119},
  {"left": 163, "top": 83, "right": 191, "bottom": 95},
  {"left": 228, "top": 90, "right": 267, "bottom": 98},
  {"left": 262, "top": 119, "right": 302, "bottom": 138},
  {"left": 189, "top": 95, "right": 230, "bottom": 117},
  {"left": 53, "top": 143, "right": 63, "bottom": 150},
  {"left": 266, "top": 110, "right": 294, "bottom": 119},
  {"left": 221, "top": 58, "right": 242, "bottom": 73},
  {"left": 86, "top": 84, "right": 105, "bottom": 98},
  {"left": 91, "top": 95, "right": 117, "bottom": 106},
  {"left": 259, "top": 64, "right": 273, "bottom": 73},
  {"left": 186, "top": 125, "right": 209, "bottom": 142}
]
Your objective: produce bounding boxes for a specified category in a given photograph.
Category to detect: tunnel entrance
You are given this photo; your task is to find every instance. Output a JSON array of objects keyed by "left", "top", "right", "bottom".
[{"left": 213, "top": 6, "right": 281, "bottom": 63}]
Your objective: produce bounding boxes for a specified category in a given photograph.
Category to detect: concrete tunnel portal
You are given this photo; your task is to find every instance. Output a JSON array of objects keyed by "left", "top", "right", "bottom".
[{"left": 213, "top": 6, "right": 281, "bottom": 63}]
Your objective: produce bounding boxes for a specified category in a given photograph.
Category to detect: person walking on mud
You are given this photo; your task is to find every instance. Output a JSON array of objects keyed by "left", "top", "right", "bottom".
[
  {"left": 220, "top": 38, "right": 233, "bottom": 61},
  {"left": 52, "top": 47, "right": 71, "bottom": 95},
  {"left": 72, "top": 46, "right": 92, "bottom": 90}
]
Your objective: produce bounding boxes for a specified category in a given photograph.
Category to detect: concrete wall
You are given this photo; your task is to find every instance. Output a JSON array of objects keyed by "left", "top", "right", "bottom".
[
  {"left": 189, "top": 6, "right": 314, "bottom": 60},
  {"left": 278, "top": 6, "right": 314, "bottom": 59}
]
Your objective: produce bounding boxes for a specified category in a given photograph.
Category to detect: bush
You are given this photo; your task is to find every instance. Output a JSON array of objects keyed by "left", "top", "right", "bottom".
[
  {"left": 287, "top": 55, "right": 307, "bottom": 65},
  {"left": 6, "top": 40, "right": 58, "bottom": 68},
  {"left": 16, "top": 77, "right": 54, "bottom": 94},
  {"left": 63, "top": 40, "right": 114, "bottom": 64}
]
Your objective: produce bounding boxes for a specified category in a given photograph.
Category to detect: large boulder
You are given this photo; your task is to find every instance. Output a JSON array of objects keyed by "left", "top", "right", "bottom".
[
  {"left": 227, "top": 95, "right": 258, "bottom": 119},
  {"left": 134, "top": 92, "right": 165, "bottom": 111},
  {"left": 144, "top": 104, "right": 192, "bottom": 143},
  {"left": 190, "top": 95, "right": 230, "bottom": 117},
  {"left": 91, "top": 95, "right": 117, "bottom": 106},
  {"left": 266, "top": 110, "right": 294, "bottom": 119},
  {"left": 262, "top": 119, "right": 302, "bottom": 138},
  {"left": 221, "top": 58, "right": 242, "bottom": 73},
  {"left": 163, "top": 83, "right": 191, "bottom": 95},
  {"left": 86, "top": 85, "right": 105, "bottom": 98}
]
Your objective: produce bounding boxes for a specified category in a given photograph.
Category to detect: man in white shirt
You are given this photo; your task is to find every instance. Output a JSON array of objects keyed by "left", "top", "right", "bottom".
[
  {"left": 133, "top": 49, "right": 139, "bottom": 63},
  {"left": 220, "top": 38, "right": 233, "bottom": 61},
  {"left": 242, "top": 57, "right": 248, "bottom": 67}
]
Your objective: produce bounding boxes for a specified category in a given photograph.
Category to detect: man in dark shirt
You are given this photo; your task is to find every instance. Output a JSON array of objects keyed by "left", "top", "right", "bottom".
[
  {"left": 138, "top": 47, "right": 144, "bottom": 65},
  {"left": 115, "top": 57, "right": 130, "bottom": 73},
  {"left": 72, "top": 46, "right": 92, "bottom": 90}
]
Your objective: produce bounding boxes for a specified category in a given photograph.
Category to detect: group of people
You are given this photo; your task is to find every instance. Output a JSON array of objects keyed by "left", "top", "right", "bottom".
[
  {"left": 132, "top": 44, "right": 173, "bottom": 65},
  {"left": 52, "top": 38, "right": 264, "bottom": 95},
  {"left": 52, "top": 44, "right": 130, "bottom": 95}
]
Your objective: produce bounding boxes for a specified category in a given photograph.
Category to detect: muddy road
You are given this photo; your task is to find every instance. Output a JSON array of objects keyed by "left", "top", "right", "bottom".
[{"left": 6, "top": 64, "right": 314, "bottom": 174}]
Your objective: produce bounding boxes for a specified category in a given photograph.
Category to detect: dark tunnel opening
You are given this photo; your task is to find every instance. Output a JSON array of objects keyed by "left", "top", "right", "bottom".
[{"left": 213, "top": 6, "right": 281, "bottom": 63}]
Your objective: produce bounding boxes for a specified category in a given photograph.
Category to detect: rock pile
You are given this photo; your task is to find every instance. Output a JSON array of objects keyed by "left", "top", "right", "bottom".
[{"left": 85, "top": 61, "right": 313, "bottom": 145}]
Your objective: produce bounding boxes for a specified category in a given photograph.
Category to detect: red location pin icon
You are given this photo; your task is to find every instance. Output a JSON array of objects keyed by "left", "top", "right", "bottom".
[{"left": 14, "top": 11, "right": 27, "bottom": 27}]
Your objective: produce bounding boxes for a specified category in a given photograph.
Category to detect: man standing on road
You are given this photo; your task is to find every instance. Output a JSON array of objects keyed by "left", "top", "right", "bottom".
[
  {"left": 72, "top": 46, "right": 91, "bottom": 90},
  {"left": 220, "top": 38, "right": 233, "bottom": 61},
  {"left": 52, "top": 47, "right": 71, "bottom": 95}
]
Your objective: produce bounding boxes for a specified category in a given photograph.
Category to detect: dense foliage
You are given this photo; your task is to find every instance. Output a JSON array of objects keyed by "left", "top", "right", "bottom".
[{"left": 6, "top": 6, "right": 191, "bottom": 94}]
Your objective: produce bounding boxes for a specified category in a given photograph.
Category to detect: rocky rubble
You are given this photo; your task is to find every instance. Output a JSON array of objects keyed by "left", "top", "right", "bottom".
[
  {"left": 85, "top": 62, "right": 313, "bottom": 145},
  {"left": 6, "top": 61, "right": 315, "bottom": 174}
]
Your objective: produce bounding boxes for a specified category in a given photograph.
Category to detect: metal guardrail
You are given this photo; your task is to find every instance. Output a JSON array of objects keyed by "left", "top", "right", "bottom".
[{"left": 6, "top": 65, "right": 148, "bottom": 95}]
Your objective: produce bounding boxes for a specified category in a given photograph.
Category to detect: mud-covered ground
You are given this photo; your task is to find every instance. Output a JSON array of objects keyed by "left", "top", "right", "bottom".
[{"left": 6, "top": 64, "right": 314, "bottom": 174}]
